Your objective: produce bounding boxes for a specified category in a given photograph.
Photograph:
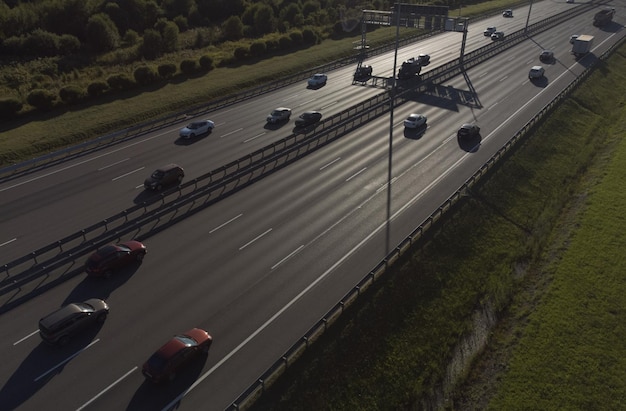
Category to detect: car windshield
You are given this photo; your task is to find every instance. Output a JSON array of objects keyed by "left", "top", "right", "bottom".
[
  {"left": 117, "top": 244, "right": 131, "bottom": 252},
  {"left": 188, "top": 122, "right": 202, "bottom": 129},
  {"left": 74, "top": 302, "right": 95, "bottom": 312},
  {"left": 175, "top": 335, "right": 198, "bottom": 346},
  {"left": 271, "top": 111, "right": 281, "bottom": 116}
]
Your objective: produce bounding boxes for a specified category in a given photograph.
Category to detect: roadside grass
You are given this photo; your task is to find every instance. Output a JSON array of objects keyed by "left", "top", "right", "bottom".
[
  {"left": 251, "top": 43, "right": 626, "bottom": 410},
  {"left": 0, "top": 1, "right": 521, "bottom": 166}
]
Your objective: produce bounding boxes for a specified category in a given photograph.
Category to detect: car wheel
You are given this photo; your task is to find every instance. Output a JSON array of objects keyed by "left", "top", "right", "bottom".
[
  {"left": 156, "top": 184, "right": 162, "bottom": 190},
  {"left": 190, "top": 133, "right": 195, "bottom": 138},
  {"left": 58, "top": 335, "right": 70, "bottom": 345},
  {"left": 104, "top": 270, "right": 113, "bottom": 279},
  {"left": 97, "top": 312, "right": 108, "bottom": 323},
  {"left": 177, "top": 175, "right": 183, "bottom": 183},
  {"left": 201, "top": 343, "right": 210, "bottom": 354},
  {"left": 136, "top": 252, "right": 145, "bottom": 262},
  {"left": 168, "top": 372, "right": 176, "bottom": 382}
]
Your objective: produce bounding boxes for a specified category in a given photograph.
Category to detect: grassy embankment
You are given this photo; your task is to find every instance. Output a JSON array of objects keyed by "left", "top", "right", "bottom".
[
  {"left": 0, "top": 0, "right": 521, "bottom": 166},
  {"left": 251, "top": 42, "right": 626, "bottom": 410}
]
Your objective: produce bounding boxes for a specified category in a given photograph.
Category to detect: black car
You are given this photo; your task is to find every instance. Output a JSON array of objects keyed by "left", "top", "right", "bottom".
[
  {"left": 539, "top": 50, "right": 554, "bottom": 62},
  {"left": 295, "top": 111, "right": 322, "bottom": 127},
  {"left": 144, "top": 164, "right": 184, "bottom": 191},
  {"left": 39, "top": 299, "right": 109, "bottom": 345},
  {"left": 457, "top": 123, "right": 480, "bottom": 139},
  {"left": 353, "top": 65, "right": 373, "bottom": 81}
]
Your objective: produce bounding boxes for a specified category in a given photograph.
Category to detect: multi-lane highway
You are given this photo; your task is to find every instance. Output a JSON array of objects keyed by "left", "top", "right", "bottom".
[{"left": 1, "top": 1, "right": 624, "bottom": 410}]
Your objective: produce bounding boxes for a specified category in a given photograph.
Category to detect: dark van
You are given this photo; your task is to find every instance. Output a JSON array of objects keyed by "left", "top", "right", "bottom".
[{"left": 144, "top": 164, "right": 184, "bottom": 191}]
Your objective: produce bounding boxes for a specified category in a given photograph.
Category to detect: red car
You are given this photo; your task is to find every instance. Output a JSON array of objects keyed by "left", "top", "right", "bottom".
[
  {"left": 142, "top": 328, "right": 213, "bottom": 383},
  {"left": 84, "top": 240, "right": 146, "bottom": 278}
]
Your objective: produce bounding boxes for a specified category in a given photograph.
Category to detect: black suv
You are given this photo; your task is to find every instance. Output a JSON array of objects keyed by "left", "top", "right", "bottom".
[
  {"left": 457, "top": 123, "right": 480, "bottom": 139},
  {"left": 144, "top": 164, "right": 184, "bottom": 191},
  {"left": 39, "top": 299, "right": 109, "bottom": 345}
]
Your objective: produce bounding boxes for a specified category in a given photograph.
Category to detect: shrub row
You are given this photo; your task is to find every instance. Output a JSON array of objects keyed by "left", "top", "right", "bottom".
[{"left": 0, "top": 56, "right": 216, "bottom": 116}]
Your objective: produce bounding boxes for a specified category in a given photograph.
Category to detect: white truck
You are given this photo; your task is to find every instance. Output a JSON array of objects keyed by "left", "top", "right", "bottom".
[{"left": 571, "top": 34, "right": 593, "bottom": 58}]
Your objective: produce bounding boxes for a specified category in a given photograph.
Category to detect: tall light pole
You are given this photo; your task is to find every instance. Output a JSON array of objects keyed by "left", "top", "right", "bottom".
[{"left": 386, "top": 4, "right": 402, "bottom": 256}]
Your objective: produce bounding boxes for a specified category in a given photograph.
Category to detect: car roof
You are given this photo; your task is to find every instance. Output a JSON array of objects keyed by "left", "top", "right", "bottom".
[
  {"left": 40, "top": 301, "right": 95, "bottom": 326},
  {"left": 531, "top": 65, "right": 543, "bottom": 70},
  {"left": 302, "top": 110, "right": 320, "bottom": 115},
  {"left": 274, "top": 107, "right": 290, "bottom": 111},
  {"left": 156, "top": 163, "right": 182, "bottom": 172}
]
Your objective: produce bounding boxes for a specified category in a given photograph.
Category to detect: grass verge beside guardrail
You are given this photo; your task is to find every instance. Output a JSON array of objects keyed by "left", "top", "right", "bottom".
[{"left": 250, "top": 40, "right": 626, "bottom": 410}]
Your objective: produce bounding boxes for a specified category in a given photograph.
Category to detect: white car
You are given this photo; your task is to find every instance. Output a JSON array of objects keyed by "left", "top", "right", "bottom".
[
  {"left": 266, "top": 107, "right": 292, "bottom": 123},
  {"left": 484, "top": 26, "right": 497, "bottom": 36},
  {"left": 529, "top": 66, "right": 545, "bottom": 79},
  {"left": 403, "top": 114, "right": 427, "bottom": 129},
  {"left": 179, "top": 120, "right": 215, "bottom": 139},
  {"left": 307, "top": 73, "right": 328, "bottom": 87}
]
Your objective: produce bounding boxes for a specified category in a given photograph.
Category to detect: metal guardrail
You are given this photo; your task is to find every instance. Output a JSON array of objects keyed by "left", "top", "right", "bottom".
[
  {"left": 0, "top": 0, "right": 603, "bottom": 304},
  {"left": 226, "top": 27, "right": 625, "bottom": 411}
]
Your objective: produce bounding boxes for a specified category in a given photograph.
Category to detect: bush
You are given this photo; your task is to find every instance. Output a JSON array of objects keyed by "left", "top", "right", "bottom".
[
  {"left": 0, "top": 97, "right": 23, "bottom": 118},
  {"left": 289, "top": 30, "right": 303, "bottom": 45},
  {"left": 106, "top": 73, "right": 135, "bottom": 90},
  {"left": 141, "top": 29, "right": 162, "bottom": 60},
  {"left": 122, "top": 30, "right": 140, "bottom": 47},
  {"left": 158, "top": 63, "right": 177, "bottom": 79},
  {"left": 233, "top": 46, "right": 248, "bottom": 60},
  {"left": 173, "top": 15, "right": 188, "bottom": 32},
  {"left": 199, "top": 55, "right": 214, "bottom": 71},
  {"left": 265, "top": 38, "right": 279, "bottom": 52},
  {"left": 249, "top": 41, "right": 266, "bottom": 57},
  {"left": 23, "top": 30, "right": 59, "bottom": 57},
  {"left": 133, "top": 65, "right": 159, "bottom": 85},
  {"left": 278, "top": 35, "right": 293, "bottom": 50},
  {"left": 58, "top": 34, "right": 81, "bottom": 55},
  {"left": 87, "top": 81, "right": 109, "bottom": 96},
  {"left": 27, "top": 89, "right": 57, "bottom": 111},
  {"left": 59, "top": 85, "right": 84, "bottom": 104},
  {"left": 180, "top": 59, "right": 198, "bottom": 74},
  {"left": 302, "top": 28, "right": 318, "bottom": 44}
]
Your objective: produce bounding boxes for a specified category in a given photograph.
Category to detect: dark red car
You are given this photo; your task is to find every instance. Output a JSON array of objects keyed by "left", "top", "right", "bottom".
[
  {"left": 142, "top": 328, "right": 213, "bottom": 383},
  {"left": 85, "top": 240, "right": 146, "bottom": 278}
]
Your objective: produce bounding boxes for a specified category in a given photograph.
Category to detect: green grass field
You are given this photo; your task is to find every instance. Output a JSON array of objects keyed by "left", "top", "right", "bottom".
[{"left": 251, "top": 41, "right": 626, "bottom": 410}]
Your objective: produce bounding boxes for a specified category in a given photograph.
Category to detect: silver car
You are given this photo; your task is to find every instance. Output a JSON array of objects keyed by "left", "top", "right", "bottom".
[
  {"left": 267, "top": 107, "right": 292, "bottom": 123},
  {"left": 179, "top": 120, "right": 215, "bottom": 139}
]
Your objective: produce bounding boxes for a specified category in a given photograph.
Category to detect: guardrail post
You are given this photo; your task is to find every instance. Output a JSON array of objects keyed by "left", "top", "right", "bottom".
[
  {"left": 57, "top": 240, "right": 63, "bottom": 252},
  {"left": 81, "top": 229, "right": 86, "bottom": 241},
  {"left": 31, "top": 252, "right": 38, "bottom": 265},
  {"left": 103, "top": 219, "right": 108, "bottom": 231},
  {"left": 3, "top": 264, "right": 8, "bottom": 279}
]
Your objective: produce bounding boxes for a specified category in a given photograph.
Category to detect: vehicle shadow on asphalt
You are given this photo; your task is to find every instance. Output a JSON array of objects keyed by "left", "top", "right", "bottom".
[
  {"left": 125, "top": 353, "right": 209, "bottom": 410},
  {"left": 62, "top": 264, "right": 142, "bottom": 306},
  {"left": 0, "top": 329, "right": 103, "bottom": 410},
  {"left": 457, "top": 134, "right": 482, "bottom": 153}
]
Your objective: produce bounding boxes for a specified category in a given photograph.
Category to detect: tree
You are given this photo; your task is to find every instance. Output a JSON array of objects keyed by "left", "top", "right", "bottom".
[
  {"left": 86, "top": 13, "right": 120, "bottom": 52},
  {"left": 253, "top": 4, "right": 275, "bottom": 36},
  {"left": 222, "top": 16, "right": 244, "bottom": 41},
  {"left": 161, "top": 21, "right": 179, "bottom": 53},
  {"left": 141, "top": 29, "right": 162, "bottom": 60}
]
